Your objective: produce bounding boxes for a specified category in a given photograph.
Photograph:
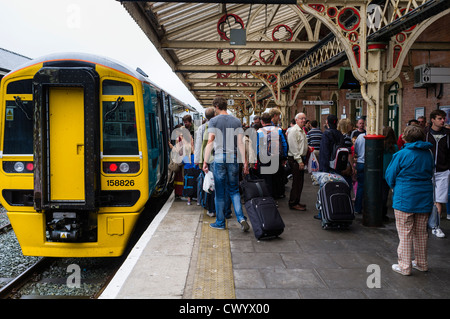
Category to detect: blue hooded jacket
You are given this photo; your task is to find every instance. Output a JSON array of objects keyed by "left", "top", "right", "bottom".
[{"left": 385, "top": 140, "right": 434, "bottom": 213}]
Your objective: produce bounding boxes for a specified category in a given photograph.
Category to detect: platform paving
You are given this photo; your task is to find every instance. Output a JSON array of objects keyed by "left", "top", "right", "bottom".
[
  {"left": 102, "top": 172, "right": 450, "bottom": 299},
  {"left": 229, "top": 173, "right": 450, "bottom": 299}
]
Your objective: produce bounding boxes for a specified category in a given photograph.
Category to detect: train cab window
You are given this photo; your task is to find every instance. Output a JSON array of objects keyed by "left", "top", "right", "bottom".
[
  {"left": 102, "top": 80, "right": 133, "bottom": 95},
  {"left": 103, "top": 100, "right": 139, "bottom": 155},
  {"left": 6, "top": 79, "right": 33, "bottom": 94},
  {"left": 3, "top": 99, "right": 33, "bottom": 155}
]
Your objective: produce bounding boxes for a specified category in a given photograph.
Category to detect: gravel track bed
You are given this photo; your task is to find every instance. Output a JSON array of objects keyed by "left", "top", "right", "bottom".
[{"left": 0, "top": 208, "right": 122, "bottom": 297}]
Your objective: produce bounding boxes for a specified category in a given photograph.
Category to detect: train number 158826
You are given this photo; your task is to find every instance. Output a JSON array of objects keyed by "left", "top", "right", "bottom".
[{"left": 106, "top": 180, "right": 135, "bottom": 187}]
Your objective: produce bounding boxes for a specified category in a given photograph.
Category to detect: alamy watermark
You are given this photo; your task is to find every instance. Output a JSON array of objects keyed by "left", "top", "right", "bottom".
[
  {"left": 66, "top": 264, "right": 81, "bottom": 288},
  {"left": 171, "top": 124, "right": 282, "bottom": 174},
  {"left": 366, "top": 264, "right": 381, "bottom": 288}
]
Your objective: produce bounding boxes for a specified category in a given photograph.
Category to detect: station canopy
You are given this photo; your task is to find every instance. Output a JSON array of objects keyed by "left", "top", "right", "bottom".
[
  {"left": 120, "top": 0, "right": 450, "bottom": 111},
  {"left": 121, "top": 0, "right": 343, "bottom": 109}
]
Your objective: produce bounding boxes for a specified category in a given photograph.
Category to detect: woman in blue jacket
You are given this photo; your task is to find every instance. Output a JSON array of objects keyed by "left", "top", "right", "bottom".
[{"left": 385, "top": 125, "right": 434, "bottom": 276}]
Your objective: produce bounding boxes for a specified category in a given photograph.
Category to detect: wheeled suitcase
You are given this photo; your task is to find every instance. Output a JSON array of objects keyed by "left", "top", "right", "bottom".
[
  {"left": 182, "top": 168, "right": 201, "bottom": 198},
  {"left": 240, "top": 175, "right": 271, "bottom": 202},
  {"left": 245, "top": 197, "right": 285, "bottom": 240},
  {"left": 317, "top": 181, "right": 354, "bottom": 229}
]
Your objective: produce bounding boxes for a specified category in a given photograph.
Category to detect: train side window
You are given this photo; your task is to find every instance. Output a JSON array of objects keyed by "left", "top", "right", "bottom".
[
  {"left": 148, "top": 112, "right": 157, "bottom": 149},
  {"left": 102, "top": 80, "right": 133, "bottom": 95}
]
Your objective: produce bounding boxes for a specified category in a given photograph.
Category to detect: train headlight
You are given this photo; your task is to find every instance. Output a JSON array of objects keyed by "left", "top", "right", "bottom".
[
  {"left": 119, "top": 162, "right": 130, "bottom": 173},
  {"left": 3, "top": 161, "right": 34, "bottom": 173},
  {"left": 14, "top": 162, "right": 25, "bottom": 172}
]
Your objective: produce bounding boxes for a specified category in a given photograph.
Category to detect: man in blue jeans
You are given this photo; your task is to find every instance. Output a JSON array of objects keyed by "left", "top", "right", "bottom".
[{"left": 202, "top": 97, "right": 250, "bottom": 231}]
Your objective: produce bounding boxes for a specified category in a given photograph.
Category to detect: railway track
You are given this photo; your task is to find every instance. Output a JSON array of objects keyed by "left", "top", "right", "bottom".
[
  {"left": 0, "top": 257, "right": 53, "bottom": 299},
  {"left": 0, "top": 191, "right": 170, "bottom": 299},
  {"left": 0, "top": 256, "right": 122, "bottom": 299}
]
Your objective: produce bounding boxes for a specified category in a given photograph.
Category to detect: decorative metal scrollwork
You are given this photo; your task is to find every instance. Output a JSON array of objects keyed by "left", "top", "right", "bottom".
[
  {"left": 217, "top": 13, "right": 245, "bottom": 41},
  {"left": 216, "top": 49, "right": 236, "bottom": 65},
  {"left": 259, "top": 50, "right": 276, "bottom": 64},
  {"left": 272, "top": 24, "right": 294, "bottom": 42}
]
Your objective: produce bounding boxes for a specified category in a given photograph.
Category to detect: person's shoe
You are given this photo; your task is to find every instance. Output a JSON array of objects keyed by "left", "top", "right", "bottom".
[
  {"left": 206, "top": 211, "right": 216, "bottom": 217},
  {"left": 432, "top": 227, "right": 445, "bottom": 238},
  {"left": 240, "top": 220, "right": 250, "bottom": 232},
  {"left": 313, "top": 214, "right": 322, "bottom": 220},
  {"left": 187, "top": 201, "right": 191, "bottom": 206},
  {"left": 412, "top": 260, "right": 428, "bottom": 272},
  {"left": 392, "top": 264, "right": 411, "bottom": 276},
  {"left": 209, "top": 222, "right": 225, "bottom": 230},
  {"left": 447, "top": 215, "right": 450, "bottom": 220},
  {"left": 289, "top": 204, "right": 306, "bottom": 211}
]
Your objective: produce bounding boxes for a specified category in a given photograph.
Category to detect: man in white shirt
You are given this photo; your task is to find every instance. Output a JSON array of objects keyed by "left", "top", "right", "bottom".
[{"left": 287, "top": 113, "right": 310, "bottom": 211}]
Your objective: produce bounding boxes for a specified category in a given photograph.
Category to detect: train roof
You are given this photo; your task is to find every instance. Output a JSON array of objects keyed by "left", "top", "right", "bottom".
[
  {"left": 4, "top": 51, "right": 195, "bottom": 111},
  {"left": 5, "top": 52, "right": 151, "bottom": 83}
]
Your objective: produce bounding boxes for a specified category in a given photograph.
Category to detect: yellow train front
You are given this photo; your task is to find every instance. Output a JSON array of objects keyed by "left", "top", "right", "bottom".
[{"left": 0, "top": 53, "right": 177, "bottom": 257}]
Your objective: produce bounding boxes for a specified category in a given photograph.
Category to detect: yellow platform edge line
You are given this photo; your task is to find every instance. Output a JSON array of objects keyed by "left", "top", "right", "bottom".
[{"left": 192, "top": 211, "right": 236, "bottom": 299}]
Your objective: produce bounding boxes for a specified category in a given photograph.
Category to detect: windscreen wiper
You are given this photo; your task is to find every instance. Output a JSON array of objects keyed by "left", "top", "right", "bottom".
[
  {"left": 104, "top": 96, "right": 124, "bottom": 121},
  {"left": 13, "top": 96, "right": 32, "bottom": 120}
]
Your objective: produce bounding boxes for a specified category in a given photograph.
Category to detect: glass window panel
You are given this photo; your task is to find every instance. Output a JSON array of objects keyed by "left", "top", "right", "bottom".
[
  {"left": 103, "top": 101, "right": 138, "bottom": 155},
  {"left": 3, "top": 100, "right": 33, "bottom": 154}
]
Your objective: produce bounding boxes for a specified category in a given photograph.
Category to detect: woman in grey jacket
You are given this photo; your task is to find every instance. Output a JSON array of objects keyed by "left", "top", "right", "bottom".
[{"left": 385, "top": 125, "right": 434, "bottom": 275}]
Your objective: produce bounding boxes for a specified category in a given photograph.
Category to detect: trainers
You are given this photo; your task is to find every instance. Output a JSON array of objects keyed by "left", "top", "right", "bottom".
[
  {"left": 240, "top": 220, "right": 250, "bottom": 232},
  {"left": 209, "top": 222, "right": 225, "bottom": 230},
  {"left": 206, "top": 211, "right": 216, "bottom": 217},
  {"left": 447, "top": 215, "right": 450, "bottom": 220},
  {"left": 432, "top": 227, "right": 445, "bottom": 238},
  {"left": 187, "top": 201, "right": 191, "bottom": 206},
  {"left": 412, "top": 260, "right": 428, "bottom": 272},
  {"left": 392, "top": 264, "right": 411, "bottom": 276}
]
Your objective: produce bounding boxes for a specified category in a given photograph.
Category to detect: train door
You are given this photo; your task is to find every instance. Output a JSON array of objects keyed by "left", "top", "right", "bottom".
[
  {"left": 49, "top": 87, "right": 85, "bottom": 201},
  {"left": 33, "top": 67, "right": 99, "bottom": 211}
]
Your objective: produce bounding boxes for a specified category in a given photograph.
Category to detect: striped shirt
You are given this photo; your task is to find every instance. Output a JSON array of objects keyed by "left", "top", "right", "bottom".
[{"left": 307, "top": 127, "right": 323, "bottom": 150}]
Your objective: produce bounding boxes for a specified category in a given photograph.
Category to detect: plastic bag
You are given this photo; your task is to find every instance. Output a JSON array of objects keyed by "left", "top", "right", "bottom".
[
  {"left": 311, "top": 172, "right": 348, "bottom": 187},
  {"left": 307, "top": 152, "right": 319, "bottom": 173},
  {"left": 203, "top": 171, "right": 215, "bottom": 193},
  {"left": 427, "top": 204, "right": 440, "bottom": 229}
]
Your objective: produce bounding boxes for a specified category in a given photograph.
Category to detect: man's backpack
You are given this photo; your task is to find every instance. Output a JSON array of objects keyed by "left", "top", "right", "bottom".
[{"left": 329, "top": 134, "right": 349, "bottom": 172}]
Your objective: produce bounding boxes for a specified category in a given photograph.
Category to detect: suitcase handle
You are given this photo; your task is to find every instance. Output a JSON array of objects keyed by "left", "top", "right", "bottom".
[{"left": 255, "top": 183, "right": 264, "bottom": 197}]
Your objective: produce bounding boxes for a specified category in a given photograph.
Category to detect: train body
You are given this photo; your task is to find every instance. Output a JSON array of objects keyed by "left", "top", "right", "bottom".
[{"left": 0, "top": 52, "right": 191, "bottom": 257}]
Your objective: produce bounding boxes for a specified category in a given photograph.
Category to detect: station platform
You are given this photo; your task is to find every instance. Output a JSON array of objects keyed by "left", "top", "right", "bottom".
[{"left": 100, "top": 173, "right": 450, "bottom": 299}]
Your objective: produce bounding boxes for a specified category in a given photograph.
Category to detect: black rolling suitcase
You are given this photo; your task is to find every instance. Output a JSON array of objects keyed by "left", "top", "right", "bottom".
[
  {"left": 182, "top": 168, "right": 201, "bottom": 198},
  {"left": 240, "top": 175, "right": 271, "bottom": 202},
  {"left": 317, "top": 181, "right": 354, "bottom": 229},
  {"left": 245, "top": 197, "right": 285, "bottom": 240}
]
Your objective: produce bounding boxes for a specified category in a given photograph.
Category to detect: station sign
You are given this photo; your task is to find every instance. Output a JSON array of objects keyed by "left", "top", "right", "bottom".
[
  {"left": 303, "top": 100, "right": 333, "bottom": 105},
  {"left": 346, "top": 92, "right": 363, "bottom": 100}
]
